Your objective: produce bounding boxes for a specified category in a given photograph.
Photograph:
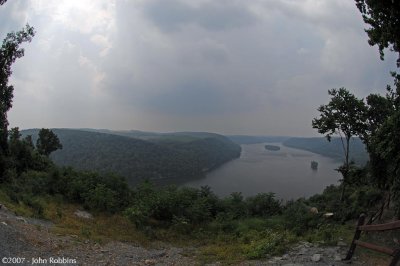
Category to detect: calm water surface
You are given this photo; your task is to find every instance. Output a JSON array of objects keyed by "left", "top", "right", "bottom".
[{"left": 183, "top": 143, "right": 341, "bottom": 199}]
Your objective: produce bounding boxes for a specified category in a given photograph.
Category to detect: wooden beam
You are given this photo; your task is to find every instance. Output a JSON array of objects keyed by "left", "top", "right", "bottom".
[
  {"left": 354, "top": 240, "right": 395, "bottom": 256},
  {"left": 359, "top": 220, "right": 400, "bottom": 232},
  {"left": 344, "top": 214, "right": 366, "bottom": 261}
]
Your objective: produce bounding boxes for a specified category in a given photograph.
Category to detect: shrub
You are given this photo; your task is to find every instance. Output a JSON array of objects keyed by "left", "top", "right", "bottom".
[
  {"left": 84, "top": 184, "right": 119, "bottom": 213},
  {"left": 282, "top": 200, "right": 322, "bottom": 235},
  {"left": 246, "top": 193, "right": 282, "bottom": 217},
  {"left": 244, "top": 230, "right": 295, "bottom": 259}
]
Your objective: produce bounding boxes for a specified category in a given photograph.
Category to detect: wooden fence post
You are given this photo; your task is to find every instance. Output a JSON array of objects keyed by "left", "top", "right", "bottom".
[
  {"left": 390, "top": 249, "right": 400, "bottom": 266},
  {"left": 344, "top": 213, "right": 366, "bottom": 261}
]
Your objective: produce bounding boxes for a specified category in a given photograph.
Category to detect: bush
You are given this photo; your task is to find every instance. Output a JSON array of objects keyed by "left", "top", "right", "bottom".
[
  {"left": 221, "top": 192, "right": 248, "bottom": 219},
  {"left": 246, "top": 193, "right": 282, "bottom": 217},
  {"left": 84, "top": 184, "right": 119, "bottom": 213},
  {"left": 244, "top": 230, "right": 295, "bottom": 259},
  {"left": 282, "top": 200, "right": 322, "bottom": 235}
]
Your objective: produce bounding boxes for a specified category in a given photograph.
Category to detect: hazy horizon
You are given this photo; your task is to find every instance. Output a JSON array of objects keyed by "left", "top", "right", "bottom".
[
  {"left": 21, "top": 127, "right": 294, "bottom": 138},
  {"left": 1, "top": 0, "right": 398, "bottom": 137}
]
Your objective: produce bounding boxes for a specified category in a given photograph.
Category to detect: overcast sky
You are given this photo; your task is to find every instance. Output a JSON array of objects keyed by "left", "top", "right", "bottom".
[{"left": 0, "top": 0, "right": 397, "bottom": 136}]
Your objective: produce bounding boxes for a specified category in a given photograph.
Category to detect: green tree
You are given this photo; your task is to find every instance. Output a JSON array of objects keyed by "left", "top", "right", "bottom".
[
  {"left": 355, "top": 0, "right": 400, "bottom": 66},
  {"left": 360, "top": 92, "right": 395, "bottom": 190},
  {"left": 7, "top": 127, "right": 36, "bottom": 174},
  {"left": 355, "top": 0, "right": 400, "bottom": 217},
  {"left": 36, "top": 128, "right": 63, "bottom": 156},
  {"left": 372, "top": 110, "right": 400, "bottom": 217},
  {"left": 0, "top": 0, "right": 35, "bottom": 178},
  {"left": 312, "top": 88, "right": 367, "bottom": 202},
  {"left": 366, "top": 75, "right": 400, "bottom": 217}
]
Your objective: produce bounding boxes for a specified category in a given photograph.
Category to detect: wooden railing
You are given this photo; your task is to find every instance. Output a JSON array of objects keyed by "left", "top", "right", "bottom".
[{"left": 345, "top": 214, "right": 400, "bottom": 266}]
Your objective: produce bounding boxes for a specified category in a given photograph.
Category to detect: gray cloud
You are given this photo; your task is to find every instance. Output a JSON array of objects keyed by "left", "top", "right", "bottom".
[
  {"left": 1, "top": 0, "right": 398, "bottom": 136},
  {"left": 142, "top": 0, "right": 257, "bottom": 32}
]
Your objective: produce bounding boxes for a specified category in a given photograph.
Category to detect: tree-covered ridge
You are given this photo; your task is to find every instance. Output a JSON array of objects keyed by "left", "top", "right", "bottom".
[
  {"left": 80, "top": 128, "right": 238, "bottom": 143},
  {"left": 228, "top": 135, "right": 290, "bottom": 144},
  {"left": 228, "top": 134, "right": 368, "bottom": 164},
  {"left": 21, "top": 129, "right": 241, "bottom": 186},
  {"left": 283, "top": 137, "right": 368, "bottom": 165}
]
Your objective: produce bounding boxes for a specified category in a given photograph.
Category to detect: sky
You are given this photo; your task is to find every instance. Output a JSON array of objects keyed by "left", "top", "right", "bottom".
[{"left": 0, "top": 0, "right": 398, "bottom": 136}]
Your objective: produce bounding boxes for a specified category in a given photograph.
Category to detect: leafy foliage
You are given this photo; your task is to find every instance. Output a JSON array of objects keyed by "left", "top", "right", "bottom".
[
  {"left": 312, "top": 88, "right": 367, "bottom": 201},
  {"left": 244, "top": 229, "right": 295, "bottom": 259},
  {"left": 36, "top": 128, "right": 63, "bottom": 156},
  {"left": 312, "top": 88, "right": 367, "bottom": 143},
  {"left": 125, "top": 183, "right": 282, "bottom": 228},
  {"left": 355, "top": 0, "right": 400, "bottom": 66},
  {"left": 0, "top": 1, "right": 35, "bottom": 178}
]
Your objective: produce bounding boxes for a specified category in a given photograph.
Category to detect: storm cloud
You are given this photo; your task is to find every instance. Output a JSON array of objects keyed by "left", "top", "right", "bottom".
[{"left": 0, "top": 0, "right": 397, "bottom": 136}]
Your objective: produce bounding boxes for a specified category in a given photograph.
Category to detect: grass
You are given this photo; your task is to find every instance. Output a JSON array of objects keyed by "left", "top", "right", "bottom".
[
  {"left": 0, "top": 190, "right": 149, "bottom": 246},
  {"left": 0, "top": 187, "right": 35, "bottom": 217},
  {"left": 198, "top": 243, "right": 247, "bottom": 264},
  {"left": 46, "top": 204, "right": 150, "bottom": 245}
]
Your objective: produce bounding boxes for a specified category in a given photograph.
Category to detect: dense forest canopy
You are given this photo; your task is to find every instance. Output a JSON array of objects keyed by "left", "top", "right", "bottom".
[{"left": 21, "top": 129, "right": 241, "bottom": 186}]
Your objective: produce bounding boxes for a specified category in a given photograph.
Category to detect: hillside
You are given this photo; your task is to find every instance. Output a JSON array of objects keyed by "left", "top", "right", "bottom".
[
  {"left": 228, "top": 135, "right": 368, "bottom": 165},
  {"left": 283, "top": 137, "right": 369, "bottom": 165},
  {"left": 228, "top": 135, "right": 290, "bottom": 144},
  {"left": 21, "top": 129, "right": 241, "bottom": 186}
]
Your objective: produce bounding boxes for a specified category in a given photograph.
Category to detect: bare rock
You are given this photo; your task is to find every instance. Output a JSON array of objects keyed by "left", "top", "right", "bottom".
[
  {"left": 311, "top": 254, "right": 321, "bottom": 262},
  {"left": 74, "top": 210, "right": 93, "bottom": 219},
  {"left": 16, "top": 216, "right": 27, "bottom": 223},
  {"left": 298, "top": 247, "right": 308, "bottom": 255},
  {"left": 144, "top": 259, "right": 156, "bottom": 265},
  {"left": 310, "top": 207, "right": 319, "bottom": 214}
]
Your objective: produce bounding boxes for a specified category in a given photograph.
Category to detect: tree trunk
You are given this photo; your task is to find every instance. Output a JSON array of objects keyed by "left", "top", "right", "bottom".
[
  {"left": 340, "top": 136, "right": 351, "bottom": 202},
  {"left": 340, "top": 181, "right": 346, "bottom": 202}
]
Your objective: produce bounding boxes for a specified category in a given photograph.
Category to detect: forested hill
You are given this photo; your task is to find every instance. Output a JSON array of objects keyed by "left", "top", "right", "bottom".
[
  {"left": 227, "top": 135, "right": 290, "bottom": 144},
  {"left": 80, "top": 128, "right": 234, "bottom": 143},
  {"left": 20, "top": 129, "right": 241, "bottom": 186},
  {"left": 282, "top": 137, "right": 368, "bottom": 165},
  {"left": 227, "top": 135, "right": 368, "bottom": 165}
]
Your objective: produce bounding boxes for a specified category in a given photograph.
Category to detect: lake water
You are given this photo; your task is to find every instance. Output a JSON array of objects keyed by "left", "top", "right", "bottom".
[{"left": 182, "top": 143, "right": 341, "bottom": 200}]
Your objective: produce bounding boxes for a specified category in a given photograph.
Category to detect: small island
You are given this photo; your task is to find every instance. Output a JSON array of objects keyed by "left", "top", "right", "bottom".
[
  {"left": 311, "top": 161, "right": 318, "bottom": 170},
  {"left": 265, "top": 145, "right": 281, "bottom": 151}
]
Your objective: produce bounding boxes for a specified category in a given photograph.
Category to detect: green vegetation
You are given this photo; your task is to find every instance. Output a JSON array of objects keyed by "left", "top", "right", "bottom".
[
  {"left": 0, "top": 164, "right": 363, "bottom": 261},
  {"left": 0, "top": 4, "right": 35, "bottom": 179},
  {"left": 355, "top": 0, "right": 400, "bottom": 66},
  {"left": 21, "top": 128, "right": 241, "bottom": 186},
  {"left": 36, "top": 128, "right": 63, "bottom": 156},
  {"left": 264, "top": 145, "right": 280, "bottom": 151},
  {"left": 312, "top": 88, "right": 367, "bottom": 201}
]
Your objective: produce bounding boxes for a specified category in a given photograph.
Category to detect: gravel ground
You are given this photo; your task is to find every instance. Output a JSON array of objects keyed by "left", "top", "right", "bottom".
[{"left": 0, "top": 204, "right": 196, "bottom": 265}]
